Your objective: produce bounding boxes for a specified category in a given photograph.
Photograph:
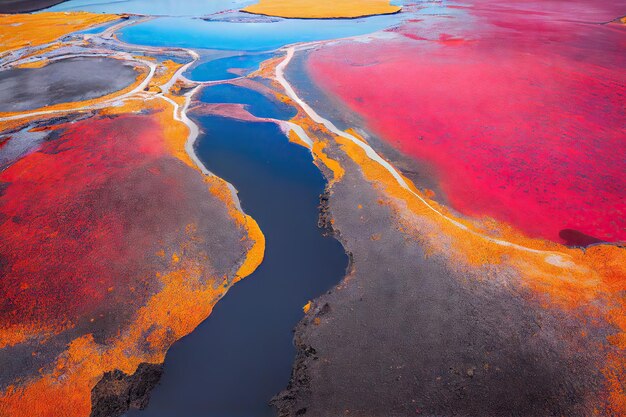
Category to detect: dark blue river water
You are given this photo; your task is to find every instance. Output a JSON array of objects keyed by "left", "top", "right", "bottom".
[
  {"left": 188, "top": 53, "right": 276, "bottom": 82},
  {"left": 199, "top": 84, "right": 296, "bottom": 119},
  {"left": 125, "top": 89, "right": 347, "bottom": 416}
]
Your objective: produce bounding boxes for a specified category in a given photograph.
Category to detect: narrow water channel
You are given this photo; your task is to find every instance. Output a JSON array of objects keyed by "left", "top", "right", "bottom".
[{"left": 126, "top": 90, "right": 347, "bottom": 416}]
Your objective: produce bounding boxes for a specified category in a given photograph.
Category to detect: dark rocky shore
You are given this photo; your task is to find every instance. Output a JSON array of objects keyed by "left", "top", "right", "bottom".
[
  {"left": 0, "top": 0, "right": 67, "bottom": 13},
  {"left": 90, "top": 363, "right": 163, "bottom": 417}
]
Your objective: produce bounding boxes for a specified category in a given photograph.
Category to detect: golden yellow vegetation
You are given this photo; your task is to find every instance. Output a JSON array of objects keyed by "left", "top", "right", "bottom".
[
  {"left": 0, "top": 12, "right": 119, "bottom": 54},
  {"left": 243, "top": 0, "right": 400, "bottom": 19}
]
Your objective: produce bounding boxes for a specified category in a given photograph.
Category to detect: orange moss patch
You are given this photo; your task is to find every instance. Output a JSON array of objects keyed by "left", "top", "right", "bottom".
[
  {"left": 288, "top": 129, "right": 311, "bottom": 149},
  {"left": 17, "top": 42, "right": 66, "bottom": 63},
  {"left": 148, "top": 59, "right": 182, "bottom": 89},
  {"left": 252, "top": 56, "right": 285, "bottom": 81},
  {"left": 206, "top": 178, "right": 265, "bottom": 286},
  {"left": 0, "top": 117, "right": 35, "bottom": 133},
  {"left": 0, "top": 12, "right": 119, "bottom": 54},
  {"left": 313, "top": 139, "right": 344, "bottom": 184},
  {"left": 242, "top": 0, "right": 400, "bottom": 19},
  {"left": 290, "top": 113, "right": 345, "bottom": 183},
  {"left": 15, "top": 59, "right": 49, "bottom": 69},
  {"left": 155, "top": 99, "right": 197, "bottom": 169}
]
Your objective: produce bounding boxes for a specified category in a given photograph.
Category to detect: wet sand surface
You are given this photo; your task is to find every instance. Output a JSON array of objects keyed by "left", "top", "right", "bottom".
[{"left": 0, "top": 57, "right": 138, "bottom": 112}]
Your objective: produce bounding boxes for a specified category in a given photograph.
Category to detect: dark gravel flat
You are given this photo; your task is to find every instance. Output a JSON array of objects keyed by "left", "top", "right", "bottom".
[
  {"left": 0, "top": 57, "right": 138, "bottom": 112},
  {"left": 0, "top": 0, "right": 67, "bottom": 13}
]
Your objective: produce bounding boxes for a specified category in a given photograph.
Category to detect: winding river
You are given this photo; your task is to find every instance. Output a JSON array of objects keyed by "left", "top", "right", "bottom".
[
  {"left": 39, "top": 1, "right": 405, "bottom": 415},
  {"left": 126, "top": 88, "right": 347, "bottom": 416}
]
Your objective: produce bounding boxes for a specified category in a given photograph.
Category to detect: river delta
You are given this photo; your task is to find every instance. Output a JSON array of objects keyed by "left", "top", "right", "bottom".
[{"left": 0, "top": 1, "right": 624, "bottom": 417}]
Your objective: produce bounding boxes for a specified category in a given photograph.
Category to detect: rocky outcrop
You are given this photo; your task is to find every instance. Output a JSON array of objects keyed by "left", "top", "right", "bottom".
[{"left": 90, "top": 363, "right": 163, "bottom": 417}]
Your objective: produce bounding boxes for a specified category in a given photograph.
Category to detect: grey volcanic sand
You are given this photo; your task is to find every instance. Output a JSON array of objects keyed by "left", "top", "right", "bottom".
[{"left": 0, "top": 57, "right": 138, "bottom": 112}]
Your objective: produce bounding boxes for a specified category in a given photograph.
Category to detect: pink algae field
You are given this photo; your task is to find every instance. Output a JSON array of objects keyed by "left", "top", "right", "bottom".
[{"left": 308, "top": 0, "right": 626, "bottom": 245}]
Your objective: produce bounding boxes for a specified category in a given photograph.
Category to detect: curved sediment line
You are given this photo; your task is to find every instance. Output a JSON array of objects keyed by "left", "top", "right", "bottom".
[
  {"left": 158, "top": 88, "right": 211, "bottom": 177},
  {"left": 162, "top": 47, "right": 198, "bottom": 92},
  {"left": 275, "top": 46, "right": 571, "bottom": 260},
  {"left": 280, "top": 121, "right": 314, "bottom": 149},
  {"left": 158, "top": 54, "right": 254, "bottom": 219},
  {"left": 153, "top": 46, "right": 213, "bottom": 176}
]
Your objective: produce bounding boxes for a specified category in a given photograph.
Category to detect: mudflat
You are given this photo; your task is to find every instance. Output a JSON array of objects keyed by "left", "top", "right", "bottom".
[{"left": 0, "top": 57, "right": 138, "bottom": 112}]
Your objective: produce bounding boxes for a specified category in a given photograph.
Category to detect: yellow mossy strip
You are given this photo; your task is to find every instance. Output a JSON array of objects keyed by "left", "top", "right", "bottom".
[
  {"left": 0, "top": 12, "right": 119, "bottom": 54},
  {"left": 207, "top": 177, "right": 265, "bottom": 286},
  {"left": 15, "top": 58, "right": 49, "bottom": 69},
  {"left": 285, "top": 111, "right": 344, "bottom": 183},
  {"left": 242, "top": 0, "right": 400, "bottom": 19},
  {"left": 288, "top": 129, "right": 310, "bottom": 148},
  {"left": 0, "top": 117, "right": 35, "bottom": 133}
]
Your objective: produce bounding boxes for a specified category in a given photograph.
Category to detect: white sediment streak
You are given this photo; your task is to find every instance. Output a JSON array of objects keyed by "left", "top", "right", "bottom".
[
  {"left": 158, "top": 48, "right": 214, "bottom": 177},
  {"left": 182, "top": 87, "right": 212, "bottom": 176},
  {"left": 0, "top": 19, "right": 245, "bottom": 216},
  {"left": 162, "top": 48, "right": 198, "bottom": 93},
  {"left": 280, "top": 121, "right": 313, "bottom": 149},
  {"left": 275, "top": 46, "right": 569, "bottom": 260}
]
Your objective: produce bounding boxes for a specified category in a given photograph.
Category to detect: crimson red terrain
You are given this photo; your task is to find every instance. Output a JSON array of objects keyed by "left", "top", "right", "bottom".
[
  {"left": 0, "top": 110, "right": 244, "bottom": 352},
  {"left": 0, "top": 116, "right": 166, "bottom": 333},
  {"left": 307, "top": 0, "right": 625, "bottom": 244}
]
